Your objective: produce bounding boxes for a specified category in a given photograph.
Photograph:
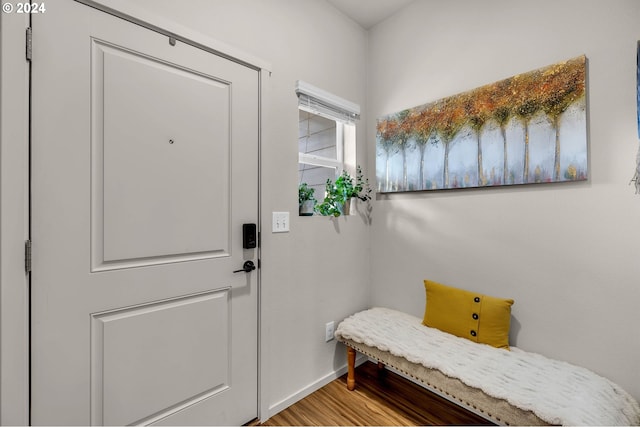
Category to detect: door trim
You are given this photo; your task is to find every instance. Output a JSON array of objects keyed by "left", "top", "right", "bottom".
[
  {"left": 76, "top": 0, "right": 271, "bottom": 73},
  {"left": 0, "top": 1, "right": 270, "bottom": 423},
  {"left": 0, "top": 11, "right": 31, "bottom": 426}
]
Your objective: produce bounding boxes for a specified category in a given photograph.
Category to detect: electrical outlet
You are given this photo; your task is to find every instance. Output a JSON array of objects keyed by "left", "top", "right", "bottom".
[
  {"left": 325, "top": 321, "right": 335, "bottom": 342},
  {"left": 272, "top": 211, "right": 290, "bottom": 233}
]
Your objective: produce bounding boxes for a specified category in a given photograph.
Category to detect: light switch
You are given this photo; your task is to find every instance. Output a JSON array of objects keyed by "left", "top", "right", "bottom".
[{"left": 272, "top": 212, "right": 290, "bottom": 233}]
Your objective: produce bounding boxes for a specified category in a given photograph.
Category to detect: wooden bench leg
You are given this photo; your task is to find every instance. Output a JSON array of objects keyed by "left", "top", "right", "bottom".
[
  {"left": 347, "top": 346, "right": 356, "bottom": 390},
  {"left": 377, "top": 361, "right": 388, "bottom": 381}
]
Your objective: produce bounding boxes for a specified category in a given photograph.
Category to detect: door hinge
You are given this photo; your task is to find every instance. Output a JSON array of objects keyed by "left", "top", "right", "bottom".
[
  {"left": 26, "top": 27, "right": 32, "bottom": 61},
  {"left": 25, "top": 240, "right": 32, "bottom": 273}
]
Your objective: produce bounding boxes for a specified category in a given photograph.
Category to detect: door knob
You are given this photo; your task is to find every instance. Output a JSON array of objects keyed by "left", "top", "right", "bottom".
[{"left": 233, "top": 260, "right": 256, "bottom": 273}]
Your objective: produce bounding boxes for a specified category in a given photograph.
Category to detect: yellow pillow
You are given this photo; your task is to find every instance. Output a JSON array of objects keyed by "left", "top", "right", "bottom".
[{"left": 423, "top": 280, "right": 514, "bottom": 350}]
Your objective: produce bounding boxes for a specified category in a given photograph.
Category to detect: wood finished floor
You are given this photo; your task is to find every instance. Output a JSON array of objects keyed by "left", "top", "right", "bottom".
[{"left": 262, "top": 361, "right": 495, "bottom": 426}]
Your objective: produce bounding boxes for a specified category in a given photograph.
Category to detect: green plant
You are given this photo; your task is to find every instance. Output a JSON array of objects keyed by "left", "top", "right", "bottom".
[
  {"left": 298, "top": 182, "right": 316, "bottom": 205},
  {"left": 315, "top": 178, "right": 343, "bottom": 217},
  {"left": 353, "top": 165, "right": 372, "bottom": 202},
  {"left": 315, "top": 166, "right": 372, "bottom": 217}
]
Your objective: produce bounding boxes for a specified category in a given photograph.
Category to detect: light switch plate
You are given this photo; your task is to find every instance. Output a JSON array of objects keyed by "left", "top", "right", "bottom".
[{"left": 272, "top": 212, "right": 290, "bottom": 233}]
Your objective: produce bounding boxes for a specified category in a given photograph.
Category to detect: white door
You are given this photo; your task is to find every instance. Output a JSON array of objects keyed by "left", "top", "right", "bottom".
[{"left": 30, "top": 1, "right": 259, "bottom": 425}]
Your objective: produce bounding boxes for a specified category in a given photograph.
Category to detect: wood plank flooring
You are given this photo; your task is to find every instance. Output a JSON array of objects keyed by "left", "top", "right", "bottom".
[{"left": 262, "top": 362, "right": 494, "bottom": 426}]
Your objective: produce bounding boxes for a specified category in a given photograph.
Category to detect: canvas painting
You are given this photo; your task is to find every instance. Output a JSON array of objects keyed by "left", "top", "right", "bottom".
[{"left": 376, "top": 55, "right": 587, "bottom": 192}]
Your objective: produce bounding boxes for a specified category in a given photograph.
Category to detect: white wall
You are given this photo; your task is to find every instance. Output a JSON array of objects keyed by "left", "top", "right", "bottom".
[
  {"left": 101, "top": 0, "right": 371, "bottom": 418},
  {"left": 368, "top": 0, "right": 640, "bottom": 401}
]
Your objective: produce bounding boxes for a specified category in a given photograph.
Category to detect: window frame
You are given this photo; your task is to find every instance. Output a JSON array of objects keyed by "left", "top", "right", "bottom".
[{"left": 298, "top": 104, "right": 344, "bottom": 178}]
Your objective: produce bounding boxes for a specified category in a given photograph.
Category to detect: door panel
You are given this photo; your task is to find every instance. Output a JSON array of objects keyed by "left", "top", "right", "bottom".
[
  {"left": 92, "top": 290, "right": 230, "bottom": 426},
  {"left": 31, "top": 1, "right": 259, "bottom": 425},
  {"left": 97, "top": 40, "right": 231, "bottom": 264}
]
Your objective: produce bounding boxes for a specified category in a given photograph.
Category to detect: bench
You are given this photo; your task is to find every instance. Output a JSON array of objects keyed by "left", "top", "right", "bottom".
[{"left": 335, "top": 307, "right": 640, "bottom": 426}]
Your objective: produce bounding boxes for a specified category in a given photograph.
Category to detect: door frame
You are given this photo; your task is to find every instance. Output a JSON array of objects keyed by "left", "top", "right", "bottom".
[
  {"left": 0, "top": 10, "right": 31, "bottom": 426},
  {"left": 0, "top": 2, "right": 271, "bottom": 423}
]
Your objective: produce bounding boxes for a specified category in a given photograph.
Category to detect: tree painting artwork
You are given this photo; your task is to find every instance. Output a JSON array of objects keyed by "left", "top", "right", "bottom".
[
  {"left": 633, "top": 43, "right": 640, "bottom": 194},
  {"left": 376, "top": 55, "right": 588, "bottom": 193}
]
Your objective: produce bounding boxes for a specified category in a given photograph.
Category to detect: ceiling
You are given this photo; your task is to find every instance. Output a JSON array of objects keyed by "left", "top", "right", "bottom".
[{"left": 326, "top": 0, "right": 414, "bottom": 29}]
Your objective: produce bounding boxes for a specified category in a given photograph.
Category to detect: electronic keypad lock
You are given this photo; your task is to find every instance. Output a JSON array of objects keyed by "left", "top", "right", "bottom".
[{"left": 242, "top": 223, "right": 257, "bottom": 249}]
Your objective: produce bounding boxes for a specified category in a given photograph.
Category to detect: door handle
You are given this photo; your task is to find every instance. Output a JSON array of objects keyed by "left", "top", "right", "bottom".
[{"left": 233, "top": 260, "right": 256, "bottom": 273}]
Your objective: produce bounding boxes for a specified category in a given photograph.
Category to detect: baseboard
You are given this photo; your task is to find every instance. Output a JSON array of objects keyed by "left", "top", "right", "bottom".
[{"left": 264, "top": 354, "right": 367, "bottom": 421}]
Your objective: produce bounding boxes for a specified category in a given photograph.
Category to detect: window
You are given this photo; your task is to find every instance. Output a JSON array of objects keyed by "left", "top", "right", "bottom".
[
  {"left": 298, "top": 109, "right": 342, "bottom": 197},
  {"left": 296, "top": 81, "right": 360, "bottom": 210}
]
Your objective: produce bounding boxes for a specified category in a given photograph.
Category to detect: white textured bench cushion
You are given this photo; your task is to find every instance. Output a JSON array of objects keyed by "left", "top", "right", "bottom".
[{"left": 335, "top": 307, "right": 640, "bottom": 426}]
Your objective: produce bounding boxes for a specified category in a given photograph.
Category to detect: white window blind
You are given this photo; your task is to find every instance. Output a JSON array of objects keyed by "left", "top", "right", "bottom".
[{"left": 295, "top": 80, "right": 360, "bottom": 123}]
